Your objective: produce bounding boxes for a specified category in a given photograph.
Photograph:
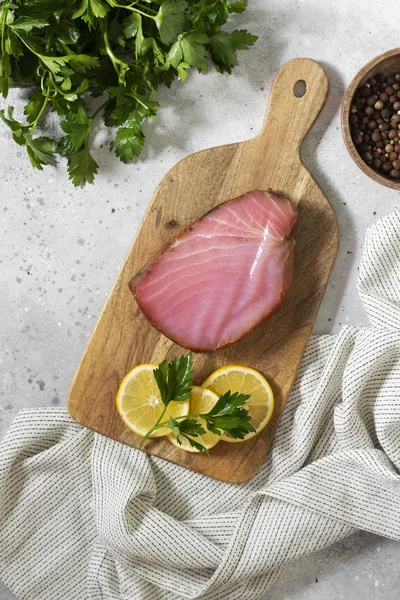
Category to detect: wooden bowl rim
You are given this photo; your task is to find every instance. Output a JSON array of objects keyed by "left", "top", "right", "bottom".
[{"left": 341, "top": 48, "right": 400, "bottom": 191}]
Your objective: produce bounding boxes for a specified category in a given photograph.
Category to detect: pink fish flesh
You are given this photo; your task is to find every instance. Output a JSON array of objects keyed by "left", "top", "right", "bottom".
[{"left": 129, "top": 190, "right": 298, "bottom": 352}]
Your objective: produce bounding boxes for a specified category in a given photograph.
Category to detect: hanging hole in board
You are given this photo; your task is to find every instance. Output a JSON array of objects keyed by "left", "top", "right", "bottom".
[{"left": 293, "top": 80, "right": 307, "bottom": 98}]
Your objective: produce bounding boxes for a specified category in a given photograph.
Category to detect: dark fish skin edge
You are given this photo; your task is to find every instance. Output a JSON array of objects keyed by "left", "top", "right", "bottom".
[{"left": 129, "top": 190, "right": 297, "bottom": 353}]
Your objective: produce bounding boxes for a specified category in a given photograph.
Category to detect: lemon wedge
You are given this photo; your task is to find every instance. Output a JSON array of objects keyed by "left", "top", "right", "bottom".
[
  {"left": 201, "top": 365, "right": 274, "bottom": 442},
  {"left": 116, "top": 364, "right": 189, "bottom": 437}
]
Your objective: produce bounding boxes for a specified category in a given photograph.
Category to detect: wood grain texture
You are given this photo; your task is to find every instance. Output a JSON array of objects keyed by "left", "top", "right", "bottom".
[
  {"left": 342, "top": 48, "right": 400, "bottom": 191},
  {"left": 67, "top": 58, "right": 338, "bottom": 483}
]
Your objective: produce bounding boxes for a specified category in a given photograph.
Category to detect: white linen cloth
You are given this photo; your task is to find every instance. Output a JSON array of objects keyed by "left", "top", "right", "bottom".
[{"left": 1, "top": 212, "right": 400, "bottom": 600}]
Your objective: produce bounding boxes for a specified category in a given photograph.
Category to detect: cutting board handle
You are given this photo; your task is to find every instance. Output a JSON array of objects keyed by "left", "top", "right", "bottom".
[{"left": 257, "top": 58, "right": 329, "bottom": 157}]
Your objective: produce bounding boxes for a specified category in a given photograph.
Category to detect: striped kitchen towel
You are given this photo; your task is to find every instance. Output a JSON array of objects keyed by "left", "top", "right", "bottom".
[{"left": 1, "top": 212, "right": 400, "bottom": 600}]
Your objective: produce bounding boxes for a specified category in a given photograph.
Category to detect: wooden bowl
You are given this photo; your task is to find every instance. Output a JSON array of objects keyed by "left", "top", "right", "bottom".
[{"left": 342, "top": 48, "right": 400, "bottom": 190}]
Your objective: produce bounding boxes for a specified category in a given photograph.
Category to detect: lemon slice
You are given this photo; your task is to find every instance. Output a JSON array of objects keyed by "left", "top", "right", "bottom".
[
  {"left": 168, "top": 386, "right": 221, "bottom": 452},
  {"left": 116, "top": 364, "right": 189, "bottom": 437},
  {"left": 201, "top": 365, "right": 274, "bottom": 443}
]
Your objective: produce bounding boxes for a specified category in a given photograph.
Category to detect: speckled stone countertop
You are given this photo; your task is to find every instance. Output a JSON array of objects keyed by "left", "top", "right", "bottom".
[{"left": 1, "top": 0, "right": 400, "bottom": 598}]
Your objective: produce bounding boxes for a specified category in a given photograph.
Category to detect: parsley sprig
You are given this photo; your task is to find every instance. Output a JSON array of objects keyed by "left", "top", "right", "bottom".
[
  {"left": 0, "top": 0, "right": 257, "bottom": 185},
  {"left": 139, "top": 352, "right": 255, "bottom": 455}
]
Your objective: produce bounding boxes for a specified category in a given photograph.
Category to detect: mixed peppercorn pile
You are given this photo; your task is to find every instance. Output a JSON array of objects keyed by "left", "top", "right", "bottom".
[{"left": 350, "top": 72, "right": 400, "bottom": 180}]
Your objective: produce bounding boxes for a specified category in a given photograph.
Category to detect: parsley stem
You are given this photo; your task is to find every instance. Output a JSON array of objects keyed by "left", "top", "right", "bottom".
[
  {"left": 138, "top": 405, "right": 167, "bottom": 448},
  {"left": 154, "top": 413, "right": 204, "bottom": 430},
  {"left": 29, "top": 96, "right": 48, "bottom": 135},
  {"left": 130, "top": 91, "right": 150, "bottom": 109},
  {"left": 102, "top": 18, "right": 125, "bottom": 77},
  {"left": 90, "top": 99, "right": 108, "bottom": 120},
  {"left": 1, "top": 2, "right": 9, "bottom": 56},
  {"left": 111, "top": 2, "right": 156, "bottom": 18},
  {"left": 136, "top": 2, "right": 157, "bottom": 14}
]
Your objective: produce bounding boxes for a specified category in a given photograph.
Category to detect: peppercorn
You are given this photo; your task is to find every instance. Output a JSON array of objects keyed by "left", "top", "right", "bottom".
[
  {"left": 371, "top": 131, "right": 381, "bottom": 142},
  {"left": 390, "top": 169, "right": 400, "bottom": 178},
  {"left": 358, "top": 142, "right": 370, "bottom": 152},
  {"left": 393, "top": 160, "right": 400, "bottom": 170},
  {"left": 359, "top": 85, "right": 370, "bottom": 98},
  {"left": 382, "top": 162, "right": 392, "bottom": 172},
  {"left": 374, "top": 99, "right": 384, "bottom": 110}
]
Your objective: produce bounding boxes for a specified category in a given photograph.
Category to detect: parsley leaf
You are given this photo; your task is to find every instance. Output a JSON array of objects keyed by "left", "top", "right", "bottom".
[
  {"left": 59, "top": 119, "right": 91, "bottom": 156},
  {"left": 167, "top": 416, "right": 210, "bottom": 455},
  {"left": 0, "top": 0, "right": 256, "bottom": 184},
  {"left": 67, "top": 144, "right": 98, "bottom": 186},
  {"left": 40, "top": 53, "right": 99, "bottom": 74},
  {"left": 72, "top": 0, "right": 109, "bottom": 26},
  {"left": 10, "top": 16, "right": 49, "bottom": 32},
  {"left": 209, "top": 30, "right": 258, "bottom": 74},
  {"left": 153, "top": 352, "right": 194, "bottom": 407},
  {"left": 110, "top": 120, "right": 144, "bottom": 163},
  {"left": 155, "top": 0, "right": 187, "bottom": 45},
  {"left": 176, "top": 417, "right": 206, "bottom": 437},
  {"left": 177, "top": 61, "right": 190, "bottom": 80},
  {"left": 58, "top": 114, "right": 99, "bottom": 186},
  {"left": 26, "top": 136, "right": 57, "bottom": 169},
  {"left": 0, "top": 106, "right": 28, "bottom": 132},
  {"left": 24, "top": 89, "right": 45, "bottom": 122},
  {"left": 122, "top": 13, "right": 140, "bottom": 39},
  {"left": 181, "top": 32, "right": 209, "bottom": 71},
  {"left": 229, "top": 0, "right": 248, "bottom": 14},
  {"left": 184, "top": 436, "right": 211, "bottom": 455}
]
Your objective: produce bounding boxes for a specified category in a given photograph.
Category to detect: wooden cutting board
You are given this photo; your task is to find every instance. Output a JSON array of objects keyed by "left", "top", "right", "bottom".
[{"left": 68, "top": 58, "right": 338, "bottom": 483}]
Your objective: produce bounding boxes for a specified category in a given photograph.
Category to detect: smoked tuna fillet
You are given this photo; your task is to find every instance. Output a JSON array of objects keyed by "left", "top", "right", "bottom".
[{"left": 129, "top": 190, "right": 298, "bottom": 352}]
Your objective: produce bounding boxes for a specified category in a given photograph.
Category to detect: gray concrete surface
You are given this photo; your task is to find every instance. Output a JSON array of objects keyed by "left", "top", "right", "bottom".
[{"left": 1, "top": 0, "right": 400, "bottom": 597}]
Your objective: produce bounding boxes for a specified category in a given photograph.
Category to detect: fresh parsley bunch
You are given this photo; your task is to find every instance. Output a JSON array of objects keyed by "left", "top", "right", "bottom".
[
  {"left": 139, "top": 352, "right": 255, "bottom": 455},
  {"left": 0, "top": 0, "right": 257, "bottom": 185}
]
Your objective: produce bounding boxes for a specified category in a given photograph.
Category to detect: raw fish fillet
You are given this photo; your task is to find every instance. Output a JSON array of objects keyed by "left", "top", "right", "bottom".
[{"left": 129, "top": 190, "right": 298, "bottom": 352}]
